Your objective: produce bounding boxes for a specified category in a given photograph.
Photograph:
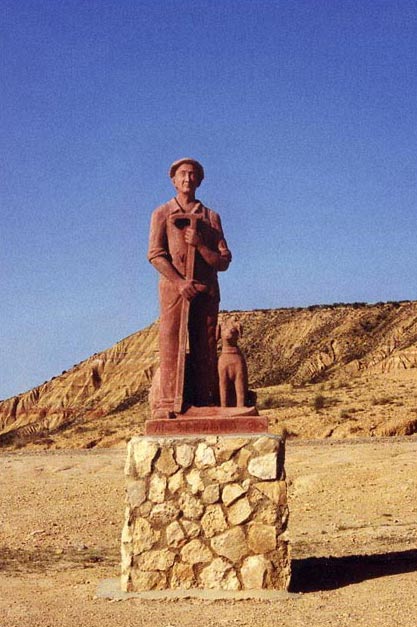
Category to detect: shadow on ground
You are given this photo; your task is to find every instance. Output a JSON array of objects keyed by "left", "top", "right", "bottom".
[
  {"left": 0, "top": 546, "right": 119, "bottom": 574},
  {"left": 290, "top": 549, "right": 417, "bottom": 592}
]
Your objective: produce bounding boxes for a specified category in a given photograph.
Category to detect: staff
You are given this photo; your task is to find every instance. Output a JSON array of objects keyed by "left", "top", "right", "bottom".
[{"left": 171, "top": 213, "right": 201, "bottom": 413}]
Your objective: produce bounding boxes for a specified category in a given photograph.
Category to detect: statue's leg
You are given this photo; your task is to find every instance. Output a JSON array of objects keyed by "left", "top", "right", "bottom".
[
  {"left": 189, "top": 294, "right": 219, "bottom": 406},
  {"left": 157, "top": 280, "right": 182, "bottom": 413},
  {"left": 235, "top": 368, "right": 246, "bottom": 407},
  {"left": 218, "top": 359, "right": 228, "bottom": 407}
]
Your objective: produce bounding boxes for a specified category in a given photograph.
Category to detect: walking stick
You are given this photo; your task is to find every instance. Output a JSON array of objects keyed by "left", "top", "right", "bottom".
[{"left": 171, "top": 213, "right": 200, "bottom": 414}]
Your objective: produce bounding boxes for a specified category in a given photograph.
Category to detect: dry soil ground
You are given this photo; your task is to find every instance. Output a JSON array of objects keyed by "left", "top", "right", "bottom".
[{"left": 1, "top": 436, "right": 417, "bottom": 627}]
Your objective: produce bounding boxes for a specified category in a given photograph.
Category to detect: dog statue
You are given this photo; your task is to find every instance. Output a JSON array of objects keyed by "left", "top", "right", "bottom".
[{"left": 217, "top": 319, "right": 249, "bottom": 407}]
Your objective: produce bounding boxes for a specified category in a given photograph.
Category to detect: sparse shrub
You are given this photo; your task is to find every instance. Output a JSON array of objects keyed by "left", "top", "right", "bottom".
[
  {"left": 333, "top": 380, "right": 347, "bottom": 390},
  {"left": 258, "top": 394, "right": 299, "bottom": 410},
  {"left": 339, "top": 409, "right": 351, "bottom": 420},
  {"left": 73, "top": 425, "right": 90, "bottom": 434},
  {"left": 100, "top": 429, "right": 116, "bottom": 437},
  {"left": 258, "top": 395, "right": 276, "bottom": 410},
  {"left": 372, "top": 397, "right": 395, "bottom": 406},
  {"left": 360, "top": 319, "right": 376, "bottom": 332},
  {"left": 381, "top": 417, "right": 417, "bottom": 437},
  {"left": 313, "top": 394, "right": 325, "bottom": 411}
]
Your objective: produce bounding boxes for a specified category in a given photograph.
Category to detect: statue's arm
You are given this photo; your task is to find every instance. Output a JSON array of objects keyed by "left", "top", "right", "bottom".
[
  {"left": 196, "top": 241, "right": 231, "bottom": 271},
  {"left": 150, "top": 255, "right": 181, "bottom": 284},
  {"left": 184, "top": 211, "right": 232, "bottom": 272}
]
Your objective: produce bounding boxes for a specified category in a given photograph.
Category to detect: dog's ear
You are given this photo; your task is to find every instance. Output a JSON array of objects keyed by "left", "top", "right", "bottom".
[{"left": 216, "top": 324, "right": 221, "bottom": 341}]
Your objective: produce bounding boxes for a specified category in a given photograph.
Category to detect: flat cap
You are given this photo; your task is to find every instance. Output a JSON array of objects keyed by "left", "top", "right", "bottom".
[{"left": 169, "top": 158, "right": 204, "bottom": 182}]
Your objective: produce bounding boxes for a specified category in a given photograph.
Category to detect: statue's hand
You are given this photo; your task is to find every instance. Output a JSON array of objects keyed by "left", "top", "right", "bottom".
[
  {"left": 184, "top": 227, "right": 202, "bottom": 248},
  {"left": 178, "top": 279, "right": 207, "bottom": 301},
  {"left": 178, "top": 279, "right": 199, "bottom": 301}
]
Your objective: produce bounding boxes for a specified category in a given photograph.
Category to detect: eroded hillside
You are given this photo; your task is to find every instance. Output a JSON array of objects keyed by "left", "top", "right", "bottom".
[{"left": 1, "top": 301, "right": 417, "bottom": 448}]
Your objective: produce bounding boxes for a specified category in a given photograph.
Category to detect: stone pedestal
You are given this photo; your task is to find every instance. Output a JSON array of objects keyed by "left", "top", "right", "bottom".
[{"left": 121, "top": 433, "right": 291, "bottom": 592}]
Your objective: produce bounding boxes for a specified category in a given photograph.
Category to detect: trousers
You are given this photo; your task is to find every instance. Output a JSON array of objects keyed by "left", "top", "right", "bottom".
[{"left": 158, "top": 277, "right": 219, "bottom": 410}]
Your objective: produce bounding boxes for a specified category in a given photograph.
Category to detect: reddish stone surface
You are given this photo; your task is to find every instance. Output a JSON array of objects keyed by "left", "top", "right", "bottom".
[
  {"left": 148, "top": 159, "right": 231, "bottom": 415},
  {"left": 145, "top": 413, "right": 268, "bottom": 436},
  {"left": 184, "top": 406, "right": 258, "bottom": 417},
  {"left": 146, "top": 160, "right": 263, "bottom": 435},
  {"left": 217, "top": 318, "right": 249, "bottom": 407}
]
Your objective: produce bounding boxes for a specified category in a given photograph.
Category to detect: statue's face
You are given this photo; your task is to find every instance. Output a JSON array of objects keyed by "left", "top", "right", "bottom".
[{"left": 172, "top": 163, "right": 200, "bottom": 194}]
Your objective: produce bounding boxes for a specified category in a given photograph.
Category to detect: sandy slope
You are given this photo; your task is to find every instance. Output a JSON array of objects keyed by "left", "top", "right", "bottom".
[
  {"left": 2, "top": 301, "right": 417, "bottom": 450},
  {"left": 1, "top": 436, "right": 416, "bottom": 627}
]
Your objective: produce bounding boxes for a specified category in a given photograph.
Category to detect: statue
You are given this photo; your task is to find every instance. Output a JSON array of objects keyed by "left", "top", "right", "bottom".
[
  {"left": 217, "top": 318, "right": 249, "bottom": 407},
  {"left": 148, "top": 158, "right": 231, "bottom": 419}
]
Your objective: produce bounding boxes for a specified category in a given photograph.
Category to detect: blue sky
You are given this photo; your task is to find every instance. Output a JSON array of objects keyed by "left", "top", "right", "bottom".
[{"left": 1, "top": 0, "right": 416, "bottom": 399}]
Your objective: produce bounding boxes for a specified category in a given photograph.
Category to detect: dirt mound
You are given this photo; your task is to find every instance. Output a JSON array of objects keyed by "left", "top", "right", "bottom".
[
  {"left": 0, "top": 323, "right": 159, "bottom": 448},
  {"left": 1, "top": 301, "right": 417, "bottom": 449}
]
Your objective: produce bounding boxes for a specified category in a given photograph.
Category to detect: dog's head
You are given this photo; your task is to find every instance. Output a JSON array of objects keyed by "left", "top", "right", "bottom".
[{"left": 216, "top": 318, "right": 243, "bottom": 346}]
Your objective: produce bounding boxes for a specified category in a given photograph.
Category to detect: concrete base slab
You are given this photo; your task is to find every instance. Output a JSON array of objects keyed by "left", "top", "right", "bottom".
[
  {"left": 145, "top": 406, "right": 267, "bottom": 435},
  {"left": 96, "top": 578, "right": 299, "bottom": 601}
]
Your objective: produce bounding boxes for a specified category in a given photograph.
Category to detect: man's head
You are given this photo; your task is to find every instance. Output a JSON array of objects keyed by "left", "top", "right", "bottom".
[{"left": 169, "top": 158, "right": 204, "bottom": 194}]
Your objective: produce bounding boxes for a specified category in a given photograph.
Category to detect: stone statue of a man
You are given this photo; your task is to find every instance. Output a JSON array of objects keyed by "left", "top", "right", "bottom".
[{"left": 148, "top": 158, "right": 231, "bottom": 418}]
